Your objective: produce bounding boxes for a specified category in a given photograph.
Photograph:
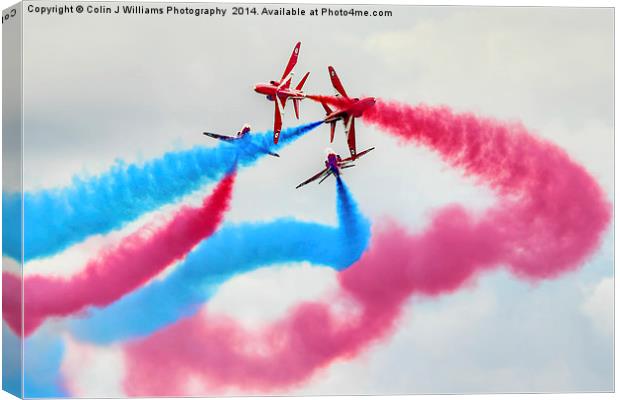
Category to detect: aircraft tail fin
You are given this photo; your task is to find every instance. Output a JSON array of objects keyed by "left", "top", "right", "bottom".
[
  {"left": 329, "top": 121, "right": 336, "bottom": 143},
  {"left": 328, "top": 66, "right": 349, "bottom": 99},
  {"left": 280, "top": 42, "right": 301, "bottom": 81},
  {"left": 318, "top": 172, "right": 332, "bottom": 185},
  {"left": 321, "top": 101, "right": 333, "bottom": 115},
  {"left": 279, "top": 73, "right": 294, "bottom": 90},
  {"left": 295, "top": 71, "right": 310, "bottom": 90}
]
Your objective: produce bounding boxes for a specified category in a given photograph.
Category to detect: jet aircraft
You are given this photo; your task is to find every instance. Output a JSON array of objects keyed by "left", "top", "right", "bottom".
[
  {"left": 203, "top": 123, "right": 252, "bottom": 141},
  {"left": 319, "top": 66, "right": 376, "bottom": 159},
  {"left": 254, "top": 42, "right": 310, "bottom": 144},
  {"left": 295, "top": 147, "right": 374, "bottom": 189},
  {"left": 203, "top": 124, "right": 280, "bottom": 157}
]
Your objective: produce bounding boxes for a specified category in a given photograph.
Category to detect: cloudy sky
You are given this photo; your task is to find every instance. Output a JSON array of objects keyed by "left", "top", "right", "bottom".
[{"left": 4, "top": 3, "right": 614, "bottom": 397}]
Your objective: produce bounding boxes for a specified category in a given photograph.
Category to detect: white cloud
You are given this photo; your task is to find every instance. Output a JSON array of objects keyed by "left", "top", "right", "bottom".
[
  {"left": 364, "top": 8, "right": 613, "bottom": 194},
  {"left": 2, "top": 256, "right": 21, "bottom": 276},
  {"left": 581, "top": 276, "right": 613, "bottom": 337},
  {"left": 207, "top": 262, "right": 338, "bottom": 328},
  {"left": 293, "top": 280, "right": 498, "bottom": 395},
  {"left": 60, "top": 335, "right": 126, "bottom": 397},
  {"left": 295, "top": 271, "right": 614, "bottom": 394}
]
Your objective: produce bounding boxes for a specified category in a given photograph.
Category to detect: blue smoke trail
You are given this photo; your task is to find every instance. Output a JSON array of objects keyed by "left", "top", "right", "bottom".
[
  {"left": 23, "top": 329, "right": 68, "bottom": 398},
  {"left": 2, "top": 324, "right": 21, "bottom": 397},
  {"left": 2, "top": 192, "right": 21, "bottom": 265},
  {"left": 3, "top": 122, "right": 322, "bottom": 262},
  {"left": 69, "top": 179, "right": 370, "bottom": 344},
  {"left": 3, "top": 324, "right": 68, "bottom": 398}
]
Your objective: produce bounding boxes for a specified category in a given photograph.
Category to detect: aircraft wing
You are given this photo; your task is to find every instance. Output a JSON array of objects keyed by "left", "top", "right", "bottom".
[
  {"left": 345, "top": 117, "right": 357, "bottom": 158},
  {"left": 328, "top": 66, "right": 349, "bottom": 99},
  {"left": 281, "top": 42, "right": 301, "bottom": 82},
  {"left": 296, "top": 167, "right": 330, "bottom": 189},
  {"left": 341, "top": 147, "right": 375, "bottom": 163},
  {"left": 203, "top": 132, "right": 237, "bottom": 142},
  {"left": 273, "top": 96, "right": 284, "bottom": 144}
]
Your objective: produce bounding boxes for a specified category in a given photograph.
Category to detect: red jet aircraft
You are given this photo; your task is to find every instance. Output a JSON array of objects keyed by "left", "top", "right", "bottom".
[
  {"left": 319, "top": 66, "right": 376, "bottom": 159},
  {"left": 254, "top": 42, "right": 310, "bottom": 144},
  {"left": 296, "top": 147, "right": 374, "bottom": 189}
]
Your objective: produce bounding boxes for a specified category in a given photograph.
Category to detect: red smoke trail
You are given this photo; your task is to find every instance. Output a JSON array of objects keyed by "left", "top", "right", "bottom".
[
  {"left": 3, "top": 173, "right": 236, "bottom": 337},
  {"left": 361, "top": 100, "right": 610, "bottom": 278},
  {"left": 122, "top": 101, "right": 610, "bottom": 395},
  {"left": 123, "top": 217, "right": 503, "bottom": 396}
]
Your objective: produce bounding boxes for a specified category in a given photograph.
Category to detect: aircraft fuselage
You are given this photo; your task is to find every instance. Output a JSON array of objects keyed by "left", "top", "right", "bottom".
[
  {"left": 324, "top": 96, "right": 376, "bottom": 122},
  {"left": 325, "top": 153, "right": 342, "bottom": 175},
  {"left": 254, "top": 83, "right": 306, "bottom": 101}
]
